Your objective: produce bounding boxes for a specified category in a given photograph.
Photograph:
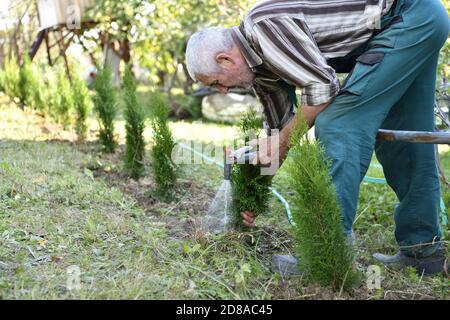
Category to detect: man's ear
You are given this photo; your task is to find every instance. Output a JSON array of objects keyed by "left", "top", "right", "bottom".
[{"left": 216, "top": 53, "right": 234, "bottom": 69}]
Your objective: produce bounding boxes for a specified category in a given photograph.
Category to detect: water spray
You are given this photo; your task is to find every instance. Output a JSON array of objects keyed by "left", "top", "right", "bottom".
[{"left": 203, "top": 146, "right": 256, "bottom": 234}]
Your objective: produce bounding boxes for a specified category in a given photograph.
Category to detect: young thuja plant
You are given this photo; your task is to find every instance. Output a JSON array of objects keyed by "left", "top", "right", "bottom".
[
  {"left": 0, "top": 65, "right": 4, "bottom": 93},
  {"left": 1, "top": 56, "right": 20, "bottom": 100},
  {"left": 72, "top": 70, "right": 92, "bottom": 142},
  {"left": 230, "top": 110, "right": 272, "bottom": 231},
  {"left": 93, "top": 64, "right": 118, "bottom": 153},
  {"left": 56, "top": 66, "right": 74, "bottom": 129},
  {"left": 18, "top": 57, "right": 45, "bottom": 112},
  {"left": 43, "top": 68, "right": 61, "bottom": 121},
  {"left": 442, "top": 185, "right": 450, "bottom": 235},
  {"left": 149, "top": 92, "right": 177, "bottom": 200},
  {"left": 30, "top": 66, "right": 45, "bottom": 113},
  {"left": 18, "top": 55, "right": 35, "bottom": 108},
  {"left": 123, "top": 65, "right": 145, "bottom": 179},
  {"left": 286, "top": 114, "right": 358, "bottom": 291}
]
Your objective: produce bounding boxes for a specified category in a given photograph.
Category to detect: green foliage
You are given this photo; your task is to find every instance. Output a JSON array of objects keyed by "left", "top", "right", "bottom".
[
  {"left": 55, "top": 67, "right": 74, "bottom": 129},
  {"left": 123, "top": 65, "right": 146, "bottom": 179},
  {"left": 442, "top": 185, "right": 450, "bottom": 231},
  {"left": 86, "top": 0, "right": 255, "bottom": 86},
  {"left": 0, "top": 70, "right": 3, "bottom": 93},
  {"left": 93, "top": 64, "right": 118, "bottom": 153},
  {"left": 41, "top": 67, "right": 61, "bottom": 121},
  {"left": 17, "top": 56, "right": 44, "bottom": 111},
  {"left": 0, "top": 56, "right": 20, "bottom": 99},
  {"left": 230, "top": 111, "right": 272, "bottom": 230},
  {"left": 18, "top": 55, "right": 33, "bottom": 107},
  {"left": 286, "top": 115, "right": 358, "bottom": 291},
  {"left": 47, "top": 67, "right": 74, "bottom": 129},
  {"left": 72, "top": 71, "right": 92, "bottom": 142},
  {"left": 149, "top": 91, "right": 176, "bottom": 199},
  {"left": 29, "top": 70, "right": 45, "bottom": 113}
]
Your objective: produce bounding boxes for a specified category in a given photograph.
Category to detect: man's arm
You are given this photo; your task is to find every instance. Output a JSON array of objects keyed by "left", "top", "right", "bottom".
[
  {"left": 281, "top": 103, "right": 330, "bottom": 135},
  {"left": 251, "top": 101, "right": 330, "bottom": 167},
  {"left": 278, "top": 102, "right": 330, "bottom": 156}
]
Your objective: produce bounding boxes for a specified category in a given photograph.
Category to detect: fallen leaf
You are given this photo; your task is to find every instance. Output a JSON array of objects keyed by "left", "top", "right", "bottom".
[
  {"left": 51, "top": 256, "right": 63, "bottom": 263},
  {"left": 38, "top": 239, "right": 48, "bottom": 247}
]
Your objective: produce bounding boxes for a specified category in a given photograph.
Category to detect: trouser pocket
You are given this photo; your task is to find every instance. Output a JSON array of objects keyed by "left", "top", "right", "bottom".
[{"left": 338, "top": 49, "right": 387, "bottom": 96}]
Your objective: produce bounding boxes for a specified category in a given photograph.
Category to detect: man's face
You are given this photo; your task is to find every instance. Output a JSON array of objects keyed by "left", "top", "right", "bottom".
[
  {"left": 197, "top": 69, "right": 255, "bottom": 94},
  {"left": 196, "top": 46, "right": 255, "bottom": 94}
]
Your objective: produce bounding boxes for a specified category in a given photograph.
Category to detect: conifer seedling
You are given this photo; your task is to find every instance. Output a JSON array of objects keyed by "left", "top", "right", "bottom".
[
  {"left": 149, "top": 92, "right": 177, "bottom": 200},
  {"left": 123, "top": 65, "right": 145, "bottom": 179},
  {"left": 93, "top": 64, "right": 118, "bottom": 153},
  {"left": 72, "top": 70, "right": 92, "bottom": 142},
  {"left": 230, "top": 110, "right": 272, "bottom": 231},
  {"left": 286, "top": 114, "right": 358, "bottom": 290}
]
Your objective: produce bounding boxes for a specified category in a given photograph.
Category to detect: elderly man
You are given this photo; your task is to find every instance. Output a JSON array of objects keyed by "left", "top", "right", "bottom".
[{"left": 186, "top": 0, "right": 449, "bottom": 275}]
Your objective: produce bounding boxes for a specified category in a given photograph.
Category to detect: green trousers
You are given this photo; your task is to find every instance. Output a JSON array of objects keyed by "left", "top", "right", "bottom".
[{"left": 315, "top": 0, "right": 449, "bottom": 257}]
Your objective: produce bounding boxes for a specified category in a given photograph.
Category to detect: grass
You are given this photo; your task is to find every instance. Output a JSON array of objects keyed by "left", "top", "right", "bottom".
[{"left": 0, "top": 94, "right": 448, "bottom": 299}]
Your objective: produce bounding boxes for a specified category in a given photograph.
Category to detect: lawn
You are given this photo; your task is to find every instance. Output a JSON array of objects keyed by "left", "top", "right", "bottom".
[{"left": 0, "top": 94, "right": 448, "bottom": 299}]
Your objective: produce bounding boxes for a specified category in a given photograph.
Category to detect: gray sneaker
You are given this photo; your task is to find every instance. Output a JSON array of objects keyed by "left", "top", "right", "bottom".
[
  {"left": 372, "top": 247, "right": 448, "bottom": 275},
  {"left": 271, "top": 232, "right": 357, "bottom": 276}
]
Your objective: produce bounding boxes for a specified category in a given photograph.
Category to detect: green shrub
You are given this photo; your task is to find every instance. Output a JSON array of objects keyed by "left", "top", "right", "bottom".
[
  {"left": 72, "top": 71, "right": 92, "bottom": 142},
  {"left": 93, "top": 64, "right": 118, "bottom": 153},
  {"left": 18, "top": 56, "right": 45, "bottom": 111},
  {"left": 18, "top": 56, "right": 33, "bottom": 107},
  {"left": 230, "top": 110, "right": 272, "bottom": 230},
  {"left": 1, "top": 56, "right": 20, "bottom": 99},
  {"left": 286, "top": 114, "right": 358, "bottom": 291},
  {"left": 0, "top": 67, "right": 4, "bottom": 93},
  {"left": 30, "top": 69, "right": 45, "bottom": 113},
  {"left": 42, "top": 67, "right": 60, "bottom": 121},
  {"left": 442, "top": 185, "right": 450, "bottom": 232},
  {"left": 149, "top": 91, "right": 176, "bottom": 200},
  {"left": 123, "top": 65, "right": 145, "bottom": 179},
  {"left": 55, "top": 67, "right": 74, "bottom": 128}
]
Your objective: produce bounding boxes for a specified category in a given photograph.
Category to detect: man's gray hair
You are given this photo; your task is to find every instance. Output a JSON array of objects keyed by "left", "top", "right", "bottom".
[{"left": 185, "top": 27, "right": 234, "bottom": 81}]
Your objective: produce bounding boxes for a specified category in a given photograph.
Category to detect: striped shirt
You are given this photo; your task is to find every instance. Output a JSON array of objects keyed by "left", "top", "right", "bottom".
[{"left": 231, "top": 0, "right": 396, "bottom": 130}]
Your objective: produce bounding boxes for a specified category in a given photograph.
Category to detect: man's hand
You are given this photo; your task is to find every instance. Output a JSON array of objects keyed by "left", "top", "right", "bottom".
[
  {"left": 248, "top": 132, "right": 289, "bottom": 167},
  {"left": 240, "top": 211, "right": 256, "bottom": 228}
]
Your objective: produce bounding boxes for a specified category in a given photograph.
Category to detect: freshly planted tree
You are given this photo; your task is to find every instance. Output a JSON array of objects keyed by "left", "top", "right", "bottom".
[
  {"left": 149, "top": 92, "right": 176, "bottom": 200},
  {"left": 42, "top": 67, "right": 61, "bottom": 121},
  {"left": 29, "top": 69, "right": 45, "bottom": 113},
  {"left": 93, "top": 64, "right": 118, "bottom": 153},
  {"left": 230, "top": 110, "right": 272, "bottom": 230},
  {"left": 286, "top": 114, "right": 358, "bottom": 291},
  {"left": 72, "top": 71, "right": 92, "bottom": 142},
  {"left": 56, "top": 67, "right": 74, "bottom": 129},
  {"left": 123, "top": 65, "right": 145, "bottom": 179},
  {"left": 18, "top": 55, "right": 35, "bottom": 108},
  {"left": 1, "top": 56, "right": 20, "bottom": 100},
  {"left": 19, "top": 58, "right": 45, "bottom": 113},
  {"left": 0, "top": 68, "right": 4, "bottom": 93}
]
